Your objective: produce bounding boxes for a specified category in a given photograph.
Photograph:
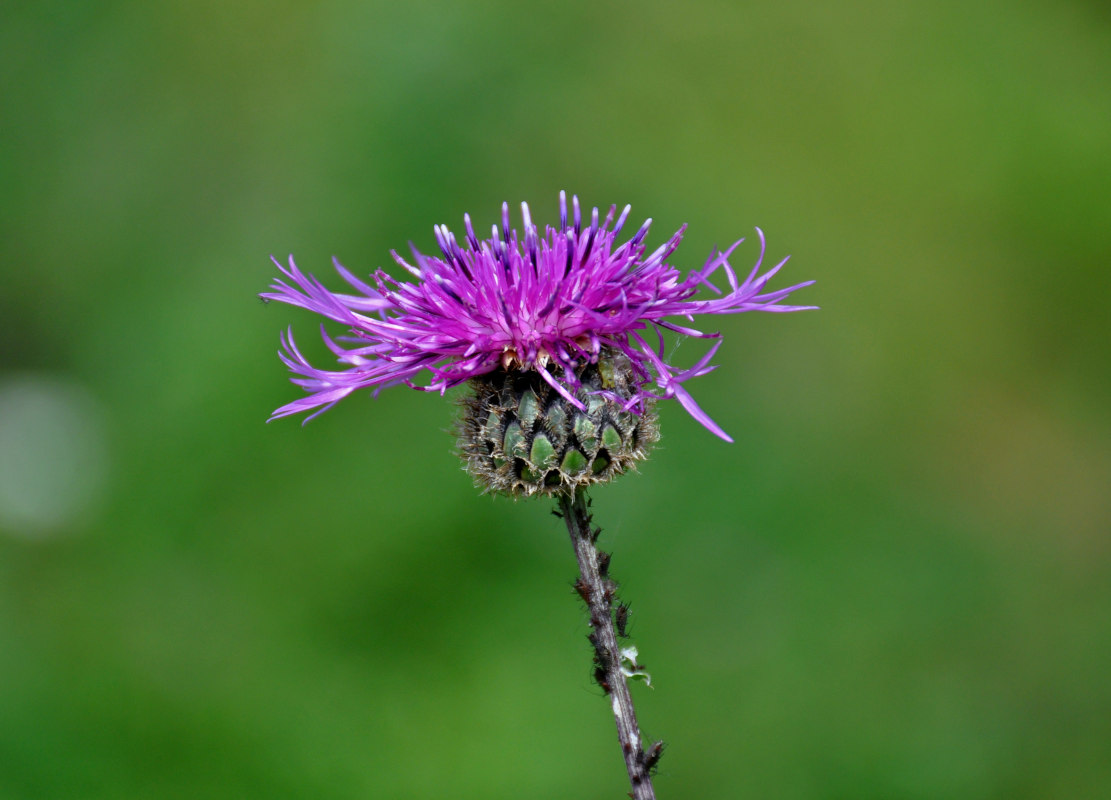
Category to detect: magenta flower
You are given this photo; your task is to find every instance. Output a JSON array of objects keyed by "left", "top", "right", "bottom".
[{"left": 262, "top": 193, "right": 814, "bottom": 441}]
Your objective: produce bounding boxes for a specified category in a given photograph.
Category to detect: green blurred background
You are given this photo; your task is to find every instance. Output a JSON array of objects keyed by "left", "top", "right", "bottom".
[{"left": 2, "top": 1, "right": 1109, "bottom": 797}]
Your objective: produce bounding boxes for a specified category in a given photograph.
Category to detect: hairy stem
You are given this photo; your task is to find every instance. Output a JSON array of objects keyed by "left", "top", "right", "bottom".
[{"left": 557, "top": 488, "right": 658, "bottom": 800}]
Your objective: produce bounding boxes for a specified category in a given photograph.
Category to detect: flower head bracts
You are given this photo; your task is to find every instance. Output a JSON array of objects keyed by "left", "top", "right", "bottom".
[{"left": 263, "top": 193, "right": 815, "bottom": 440}]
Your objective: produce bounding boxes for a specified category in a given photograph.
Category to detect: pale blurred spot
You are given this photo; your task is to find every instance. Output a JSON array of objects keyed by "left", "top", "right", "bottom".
[{"left": 0, "top": 374, "right": 109, "bottom": 540}]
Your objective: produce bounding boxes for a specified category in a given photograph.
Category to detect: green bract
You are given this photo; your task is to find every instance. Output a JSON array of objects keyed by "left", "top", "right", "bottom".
[{"left": 458, "top": 351, "right": 659, "bottom": 497}]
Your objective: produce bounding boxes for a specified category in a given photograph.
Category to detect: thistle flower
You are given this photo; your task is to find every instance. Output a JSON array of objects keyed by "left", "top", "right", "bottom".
[
  {"left": 262, "top": 194, "right": 816, "bottom": 798},
  {"left": 263, "top": 193, "right": 814, "bottom": 493}
]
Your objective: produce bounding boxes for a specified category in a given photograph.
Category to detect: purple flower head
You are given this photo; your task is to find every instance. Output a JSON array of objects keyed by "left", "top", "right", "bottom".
[{"left": 262, "top": 193, "right": 815, "bottom": 442}]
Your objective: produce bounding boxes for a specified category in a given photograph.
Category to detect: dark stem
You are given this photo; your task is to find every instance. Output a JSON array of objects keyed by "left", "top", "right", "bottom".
[{"left": 557, "top": 488, "right": 659, "bottom": 800}]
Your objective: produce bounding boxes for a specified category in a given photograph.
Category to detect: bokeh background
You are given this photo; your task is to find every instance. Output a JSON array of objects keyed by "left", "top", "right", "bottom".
[{"left": 2, "top": 1, "right": 1109, "bottom": 797}]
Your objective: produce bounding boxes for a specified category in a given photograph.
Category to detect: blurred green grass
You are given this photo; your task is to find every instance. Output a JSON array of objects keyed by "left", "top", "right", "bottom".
[{"left": 2, "top": 0, "right": 1109, "bottom": 798}]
